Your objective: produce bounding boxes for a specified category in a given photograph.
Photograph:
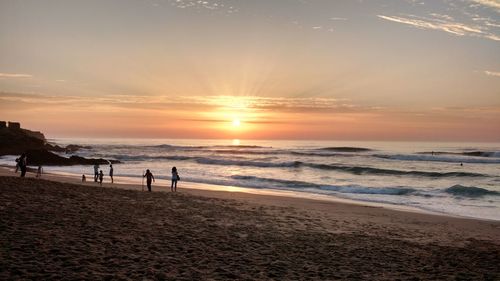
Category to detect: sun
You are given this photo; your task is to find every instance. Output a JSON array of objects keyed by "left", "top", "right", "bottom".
[{"left": 232, "top": 118, "right": 241, "bottom": 127}]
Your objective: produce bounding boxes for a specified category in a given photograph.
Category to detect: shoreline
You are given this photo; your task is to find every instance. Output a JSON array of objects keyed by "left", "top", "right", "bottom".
[
  {"left": 0, "top": 165, "right": 497, "bottom": 222},
  {"left": 0, "top": 165, "right": 465, "bottom": 219}
]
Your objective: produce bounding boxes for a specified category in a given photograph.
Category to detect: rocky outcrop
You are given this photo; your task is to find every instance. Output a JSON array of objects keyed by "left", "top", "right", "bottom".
[
  {"left": 25, "top": 149, "right": 119, "bottom": 166},
  {"left": 0, "top": 127, "right": 46, "bottom": 156},
  {"left": 0, "top": 126, "right": 118, "bottom": 166}
]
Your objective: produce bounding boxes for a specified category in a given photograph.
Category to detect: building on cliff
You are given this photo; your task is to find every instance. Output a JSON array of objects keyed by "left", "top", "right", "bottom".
[{"left": 7, "top": 122, "right": 21, "bottom": 129}]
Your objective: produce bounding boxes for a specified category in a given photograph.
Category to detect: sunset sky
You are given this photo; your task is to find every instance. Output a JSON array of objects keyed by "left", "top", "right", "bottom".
[{"left": 1, "top": 0, "right": 499, "bottom": 141}]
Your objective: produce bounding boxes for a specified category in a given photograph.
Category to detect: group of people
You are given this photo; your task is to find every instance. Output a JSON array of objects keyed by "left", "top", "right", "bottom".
[
  {"left": 83, "top": 164, "right": 114, "bottom": 186},
  {"left": 142, "top": 166, "right": 180, "bottom": 192},
  {"left": 14, "top": 153, "right": 181, "bottom": 192},
  {"left": 83, "top": 164, "right": 180, "bottom": 192},
  {"left": 15, "top": 153, "right": 43, "bottom": 178}
]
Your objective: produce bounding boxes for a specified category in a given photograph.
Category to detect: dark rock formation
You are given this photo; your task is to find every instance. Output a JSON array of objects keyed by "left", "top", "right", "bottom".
[
  {"left": 1, "top": 126, "right": 116, "bottom": 166},
  {"left": 0, "top": 127, "right": 46, "bottom": 156},
  {"left": 25, "top": 149, "right": 119, "bottom": 166}
]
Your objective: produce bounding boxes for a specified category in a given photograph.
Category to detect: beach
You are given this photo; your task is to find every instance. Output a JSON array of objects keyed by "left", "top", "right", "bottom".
[{"left": 1, "top": 168, "right": 499, "bottom": 280}]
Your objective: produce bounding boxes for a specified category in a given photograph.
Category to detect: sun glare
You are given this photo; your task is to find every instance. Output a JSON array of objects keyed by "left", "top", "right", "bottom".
[{"left": 232, "top": 118, "right": 241, "bottom": 127}]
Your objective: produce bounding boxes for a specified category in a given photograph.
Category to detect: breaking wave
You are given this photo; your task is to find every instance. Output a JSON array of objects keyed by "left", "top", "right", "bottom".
[
  {"left": 230, "top": 175, "right": 416, "bottom": 195},
  {"left": 374, "top": 154, "right": 500, "bottom": 164},
  {"left": 444, "top": 185, "right": 499, "bottom": 197},
  {"left": 317, "top": 147, "right": 372, "bottom": 152}
]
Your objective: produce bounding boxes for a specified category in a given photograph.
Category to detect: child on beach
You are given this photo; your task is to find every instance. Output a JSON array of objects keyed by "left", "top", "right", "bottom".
[
  {"left": 171, "top": 166, "right": 179, "bottom": 192},
  {"left": 82, "top": 174, "right": 86, "bottom": 182},
  {"left": 143, "top": 169, "right": 155, "bottom": 192},
  {"left": 36, "top": 165, "right": 43, "bottom": 178},
  {"left": 99, "top": 170, "right": 104, "bottom": 186}
]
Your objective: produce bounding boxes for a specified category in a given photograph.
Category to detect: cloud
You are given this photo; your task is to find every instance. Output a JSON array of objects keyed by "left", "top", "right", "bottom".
[
  {"left": 330, "top": 17, "right": 347, "bottom": 21},
  {"left": 168, "top": 0, "right": 238, "bottom": 14},
  {"left": 484, "top": 70, "right": 500, "bottom": 77},
  {"left": 377, "top": 14, "right": 500, "bottom": 41},
  {"left": 0, "top": 73, "right": 33, "bottom": 78},
  {"left": 470, "top": 0, "right": 500, "bottom": 11}
]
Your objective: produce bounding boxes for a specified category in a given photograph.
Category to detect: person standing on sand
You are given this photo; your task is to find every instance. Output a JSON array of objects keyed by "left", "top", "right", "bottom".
[
  {"left": 171, "top": 166, "right": 179, "bottom": 192},
  {"left": 143, "top": 169, "right": 155, "bottom": 192},
  {"left": 82, "top": 174, "right": 86, "bottom": 182},
  {"left": 109, "top": 164, "right": 113, "bottom": 183},
  {"left": 93, "top": 164, "right": 99, "bottom": 182},
  {"left": 36, "top": 165, "right": 43, "bottom": 178},
  {"left": 109, "top": 164, "right": 114, "bottom": 184},
  {"left": 19, "top": 153, "right": 27, "bottom": 177},
  {"left": 99, "top": 170, "right": 104, "bottom": 186}
]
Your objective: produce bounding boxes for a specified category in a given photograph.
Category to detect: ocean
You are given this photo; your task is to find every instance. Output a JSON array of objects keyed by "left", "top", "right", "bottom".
[{"left": 2, "top": 139, "right": 499, "bottom": 220}]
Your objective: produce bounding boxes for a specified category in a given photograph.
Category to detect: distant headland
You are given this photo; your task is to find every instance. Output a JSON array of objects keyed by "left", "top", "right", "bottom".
[{"left": 0, "top": 121, "right": 119, "bottom": 166}]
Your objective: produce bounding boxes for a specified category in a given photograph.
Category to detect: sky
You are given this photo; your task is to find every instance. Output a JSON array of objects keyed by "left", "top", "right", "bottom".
[{"left": 0, "top": 0, "right": 499, "bottom": 141}]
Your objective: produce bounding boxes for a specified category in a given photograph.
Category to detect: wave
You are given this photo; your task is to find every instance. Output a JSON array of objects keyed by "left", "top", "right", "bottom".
[
  {"left": 150, "top": 144, "right": 269, "bottom": 150},
  {"left": 374, "top": 154, "right": 500, "bottom": 164},
  {"left": 289, "top": 151, "right": 356, "bottom": 157},
  {"left": 107, "top": 154, "right": 488, "bottom": 178},
  {"left": 230, "top": 175, "right": 416, "bottom": 195},
  {"left": 445, "top": 185, "right": 499, "bottom": 197},
  {"left": 161, "top": 156, "right": 486, "bottom": 178},
  {"left": 209, "top": 149, "right": 281, "bottom": 155},
  {"left": 317, "top": 147, "right": 372, "bottom": 152},
  {"left": 418, "top": 151, "right": 500, "bottom": 158},
  {"left": 302, "top": 163, "right": 485, "bottom": 177}
]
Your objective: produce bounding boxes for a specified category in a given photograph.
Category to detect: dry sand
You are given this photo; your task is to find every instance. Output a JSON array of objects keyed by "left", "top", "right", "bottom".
[{"left": 0, "top": 168, "right": 499, "bottom": 280}]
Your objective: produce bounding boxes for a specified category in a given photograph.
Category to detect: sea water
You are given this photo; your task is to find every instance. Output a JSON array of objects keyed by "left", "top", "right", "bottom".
[{"left": 2, "top": 139, "right": 499, "bottom": 220}]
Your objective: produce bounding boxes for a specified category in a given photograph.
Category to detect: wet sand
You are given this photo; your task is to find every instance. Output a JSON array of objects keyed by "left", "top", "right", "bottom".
[{"left": 1, "top": 169, "right": 499, "bottom": 280}]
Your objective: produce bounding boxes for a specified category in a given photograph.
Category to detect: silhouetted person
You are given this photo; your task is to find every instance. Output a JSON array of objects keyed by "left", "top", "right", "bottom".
[
  {"left": 36, "top": 165, "right": 43, "bottom": 178},
  {"left": 99, "top": 170, "right": 104, "bottom": 186},
  {"left": 82, "top": 174, "right": 86, "bottom": 182},
  {"left": 93, "top": 164, "right": 99, "bottom": 182},
  {"left": 460, "top": 162, "right": 463, "bottom": 166},
  {"left": 19, "top": 153, "right": 27, "bottom": 177},
  {"left": 109, "top": 164, "right": 114, "bottom": 183},
  {"left": 143, "top": 169, "right": 155, "bottom": 192},
  {"left": 171, "top": 166, "right": 179, "bottom": 192},
  {"left": 14, "top": 157, "right": 20, "bottom": 173}
]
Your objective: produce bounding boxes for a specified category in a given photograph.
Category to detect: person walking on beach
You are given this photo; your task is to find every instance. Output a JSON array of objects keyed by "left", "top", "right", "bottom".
[
  {"left": 171, "top": 166, "right": 179, "bottom": 192},
  {"left": 93, "top": 164, "right": 99, "bottom": 182},
  {"left": 82, "top": 174, "right": 86, "bottom": 182},
  {"left": 19, "top": 153, "right": 27, "bottom": 177},
  {"left": 36, "top": 165, "right": 43, "bottom": 178},
  {"left": 143, "top": 169, "right": 155, "bottom": 192},
  {"left": 109, "top": 164, "right": 114, "bottom": 184},
  {"left": 99, "top": 170, "right": 104, "bottom": 186}
]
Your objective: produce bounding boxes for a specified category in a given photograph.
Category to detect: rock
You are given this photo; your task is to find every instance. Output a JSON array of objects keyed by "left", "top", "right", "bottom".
[
  {"left": 1, "top": 126, "right": 110, "bottom": 166},
  {"left": 25, "top": 149, "right": 120, "bottom": 166},
  {"left": 0, "top": 127, "right": 46, "bottom": 156}
]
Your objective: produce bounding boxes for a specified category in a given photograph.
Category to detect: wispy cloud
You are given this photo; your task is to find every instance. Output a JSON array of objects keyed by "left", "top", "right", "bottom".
[
  {"left": 0, "top": 73, "right": 33, "bottom": 78},
  {"left": 484, "top": 70, "right": 500, "bottom": 77},
  {"left": 377, "top": 14, "right": 499, "bottom": 41},
  {"left": 470, "top": 0, "right": 500, "bottom": 11},
  {"left": 168, "top": 0, "right": 238, "bottom": 13}
]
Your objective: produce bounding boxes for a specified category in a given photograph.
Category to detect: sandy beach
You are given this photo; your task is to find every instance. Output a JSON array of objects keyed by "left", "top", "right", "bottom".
[{"left": 1, "top": 168, "right": 499, "bottom": 280}]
